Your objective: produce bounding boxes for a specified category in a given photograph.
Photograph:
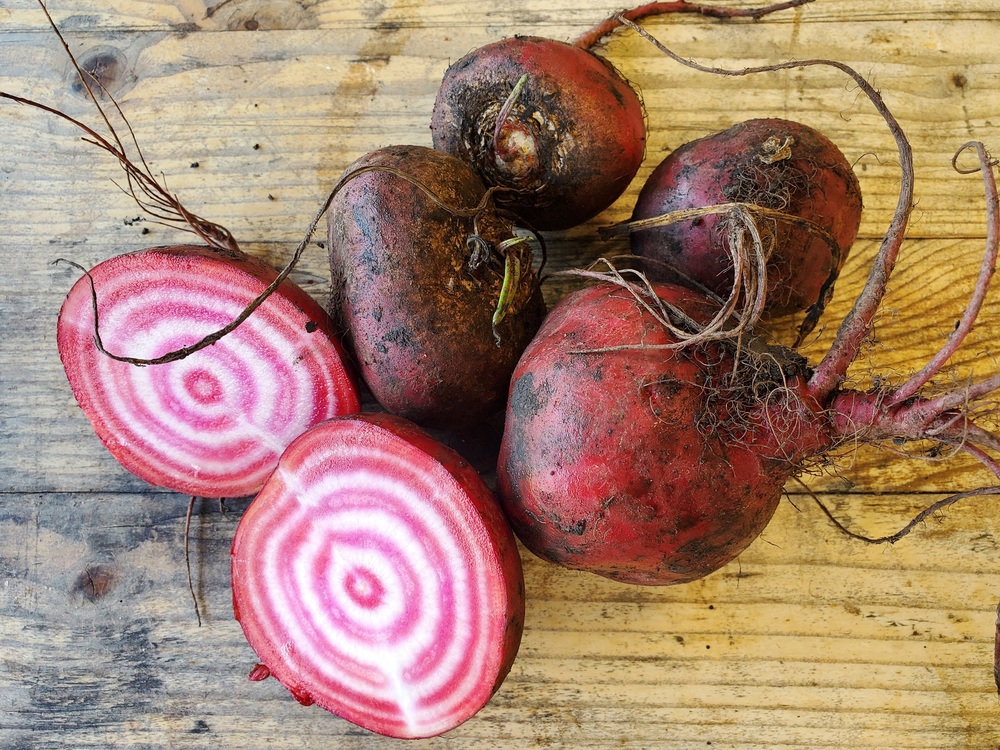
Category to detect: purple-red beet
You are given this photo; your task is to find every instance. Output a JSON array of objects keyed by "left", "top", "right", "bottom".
[
  {"left": 231, "top": 412, "right": 524, "bottom": 739},
  {"left": 431, "top": 35, "right": 645, "bottom": 231},
  {"left": 497, "top": 43, "right": 1000, "bottom": 586},
  {"left": 431, "top": 1, "right": 815, "bottom": 231},
  {"left": 629, "top": 118, "right": 863, "bottom": 315},
  {"left": 327, "top": 145, "right": 545, "bottom": 428},
  {"left": 500, "top": 205, "right": 998, "bottom": 582},
  {"left": 498, "top": 280, "right": 817, "bottom": 583}
]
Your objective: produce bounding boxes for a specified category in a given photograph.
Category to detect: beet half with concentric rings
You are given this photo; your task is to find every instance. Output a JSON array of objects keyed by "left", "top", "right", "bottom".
[
  {"left": 56, "top": 244, "right": 360, "bottom": 498},
  {"left": 231, "top": 412, "right": 524, "bottom": 739}
]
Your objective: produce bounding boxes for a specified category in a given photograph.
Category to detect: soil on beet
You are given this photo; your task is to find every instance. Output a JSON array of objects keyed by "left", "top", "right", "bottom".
[
  {"left": 631, "top": 118, "right": 863, "bottom": 313},
  {"left": 496, "top": 282, "right": 823, "bottom": 585},
  {"left": 431, "top": 36, "right": 646, "bottom": 230},
  {"left": 328, "top": 145, "right": 545, "bottom": 428}
]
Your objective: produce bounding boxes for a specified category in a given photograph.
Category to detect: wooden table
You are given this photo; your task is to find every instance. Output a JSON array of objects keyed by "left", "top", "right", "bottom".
[{"left": 3, "top": 1, "right": 1000, "bottom": 747}]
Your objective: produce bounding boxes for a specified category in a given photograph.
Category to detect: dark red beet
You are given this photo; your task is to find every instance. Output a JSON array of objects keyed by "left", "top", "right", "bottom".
[
  {"left": 496, "top": 140, "right": 998, "bottom": 585},
  {"left": 431, "top": 36, "right": 646, "bottom": 231},
  {"left": 630, "top": 118, "right": 863, "bottom": 313},
  {"left": 497, "top": 281, "right": 824, "bottom": 585},
  {"left": 429, "top": 3, "right": 818, "bottom": 231},
  {"left": 495, "top": 27, "right": 1000, "bottom": 588},
  {"left": 327, "top": 145, "right": 545, "bottom": 428},
  {"left": 497, "top": 255, "right": 1000, "bottom": 585}
]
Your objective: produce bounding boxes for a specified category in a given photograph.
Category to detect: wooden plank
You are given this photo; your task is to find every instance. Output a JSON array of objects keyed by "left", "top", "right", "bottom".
[
  {"left": 3, "top": 1, "right": 1000, "bottom": 748},
  {"left": 4, "top": 1, "right": 1000, "bottom": 33},
  {"left": 1, "top": 492, "right": 999, "bottom": 748},
  {"left": 1, "top": 5, "right": 999, "bottom": 243},
  {"left": 5, "top": 233, "right": 998, "bottom": 495}
]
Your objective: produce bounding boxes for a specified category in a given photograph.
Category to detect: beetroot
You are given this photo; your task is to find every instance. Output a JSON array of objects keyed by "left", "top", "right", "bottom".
[
  {"left": 499, "top": 230, "right": 999, "bottom": 583},
  {"left": 231, "top": 412, "right": 524, "bottom": 739},
  {"left": 25, "top": 28, "right": 362, "bottom": 499},
  {"left": 1, "top": 7, "right": 366, "bottom": 501},
  {"left": 497, "top": 40, "right": 1000, "bottom": 585},
  {"left": 628, "top": 118, "right": 862, "bottom": 316},
  {"left": 327, "top": 144, "right": 545, "bottom": 428},
  {"left": 431, "top": 36, "right": 644, "bottom": 231},
  {"left": 498, "top": 280, "right": 821, "bottom": 583},
  {"left": 430, "top": 1, "right": 814, "bottom": 230},
  {"left": 57, "top": 245, "right": 360, "bottom": 498}
]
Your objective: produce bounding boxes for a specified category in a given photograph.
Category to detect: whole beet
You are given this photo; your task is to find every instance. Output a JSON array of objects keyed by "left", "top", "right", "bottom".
[
  {"left": 328, "top": 145, "right": 545, "bottom": 428},
  {"left": 431, "top": 36, "right": 646, "bottom": 231},
  {"left": 498, "top": 202, "right": 1000, "bottom": 587},
  {"left": 495, "top": 42, "right": 980, "bottom": 588},
  {"left": 497, "top": 280, "right": 824, "bottom": 585},
  {"left": 631, "top": 118, "right": 863, "bottom": 313}
]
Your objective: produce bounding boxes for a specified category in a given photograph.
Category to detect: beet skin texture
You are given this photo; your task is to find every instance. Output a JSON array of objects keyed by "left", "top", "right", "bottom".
[
  {"left": 497, "top": 281, "right": 827, "bottom": 585},
  {"left": 328, "top": 145, "right": 545, "bottom": 428},
  {"left": 631, "top": 118, "right": 863, "bottom": 313},
  {"left": 431, "top": 36, "right": 646, "bottom": 231}
]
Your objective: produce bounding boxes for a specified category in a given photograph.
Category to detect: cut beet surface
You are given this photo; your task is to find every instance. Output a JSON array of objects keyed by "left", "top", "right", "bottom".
[
  {"left": 57, "top": 244, "right": 360, "bottom": 498},
  {"left": 230, "top": 412, "right": 524, "bottom": 739}
]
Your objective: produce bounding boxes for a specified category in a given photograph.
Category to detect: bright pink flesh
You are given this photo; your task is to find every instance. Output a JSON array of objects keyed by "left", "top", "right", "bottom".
[
  {"left": 56, "top": 244, "right": 360, "bottom": 498},
  {"left": 230, "top": 412, "right": 524, "bottom": 739}
]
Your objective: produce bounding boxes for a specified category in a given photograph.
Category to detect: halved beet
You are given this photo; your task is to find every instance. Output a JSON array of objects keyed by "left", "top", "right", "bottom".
[
  {"left": 57, "top": 244, "right": 360, "bottom": 498},
  {"left": 230, "top": 412, "right": 524, "bottom": 739}
]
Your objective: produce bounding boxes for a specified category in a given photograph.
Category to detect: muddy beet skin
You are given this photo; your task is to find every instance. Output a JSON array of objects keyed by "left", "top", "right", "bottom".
[
  {"left": 328, "top": 145, "right": 545, "bottom": 428},
  {"left": 431, "top": 36, "right": 646, "bottom": 231},
  {"left": 497, "top": 281, "right": 828, "bottom": 585},
  {"left": 631, "top": 118, "right": 863, "bottom": 313}
]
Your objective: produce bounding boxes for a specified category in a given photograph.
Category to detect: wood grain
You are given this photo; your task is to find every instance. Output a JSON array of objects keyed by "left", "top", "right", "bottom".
[{"left": 2, "top": 0, "right": 1000, "bottom": 747}]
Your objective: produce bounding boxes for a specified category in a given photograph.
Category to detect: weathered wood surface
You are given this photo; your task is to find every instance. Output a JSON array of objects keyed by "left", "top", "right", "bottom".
[{"left": 2, "top": 1, "right": 1000, "bottom": 747}]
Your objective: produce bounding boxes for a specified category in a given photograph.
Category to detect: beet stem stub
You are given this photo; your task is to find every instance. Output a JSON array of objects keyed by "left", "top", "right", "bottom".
[{"left": 430, "top": 36, "right": 646, "bottom": 230}]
